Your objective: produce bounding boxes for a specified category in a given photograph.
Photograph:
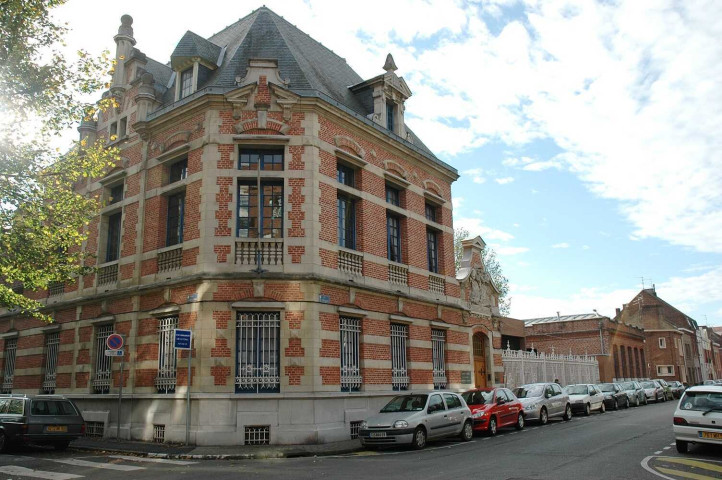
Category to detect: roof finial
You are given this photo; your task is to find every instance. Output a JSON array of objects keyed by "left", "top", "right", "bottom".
[{"left": 383, "top": 53, "right": 397, "bottom": 73}]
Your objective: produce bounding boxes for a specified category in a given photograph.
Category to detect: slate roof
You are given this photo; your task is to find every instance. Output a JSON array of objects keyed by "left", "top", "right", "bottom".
[
  {"left": 141, "top": 6, "right": 446, "bottom": 167},
  {"left": 524, "top": 313, "right": 605, "bottom": 326},
  {"left": 171, "top": 31, "right": 222, "bottom": 69}
]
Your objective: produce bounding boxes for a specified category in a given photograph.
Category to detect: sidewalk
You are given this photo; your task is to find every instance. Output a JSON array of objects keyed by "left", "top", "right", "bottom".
[{"left": 71, "top": 436, "right": 363, "bottom": 460}]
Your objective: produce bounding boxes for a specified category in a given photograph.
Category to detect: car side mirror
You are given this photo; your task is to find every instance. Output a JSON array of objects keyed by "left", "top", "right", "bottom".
[
  {"left": 497, "top": 398, "right": 505, "bottom": 405},
  {"left": 545, "top": 393, "right": 552, "bottom": 398}
]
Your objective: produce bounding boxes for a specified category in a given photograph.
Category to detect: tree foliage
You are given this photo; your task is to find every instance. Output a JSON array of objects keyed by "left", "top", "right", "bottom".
[
  {"left": 0, "top": 0, "right": 118, "bottom": 320},
  {"left": 454, "top": 227, "right": 511, "bottom": 316}
]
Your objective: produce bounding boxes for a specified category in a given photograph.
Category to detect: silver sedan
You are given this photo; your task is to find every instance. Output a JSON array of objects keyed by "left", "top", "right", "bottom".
[{"left": 512, "top": 383, "right": 572, "bottom": 425}]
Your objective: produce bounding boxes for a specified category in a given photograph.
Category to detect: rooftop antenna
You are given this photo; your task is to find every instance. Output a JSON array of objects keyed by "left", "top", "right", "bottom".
[{"left": 639, "top": 276, "right": 645, "bottom": 289}]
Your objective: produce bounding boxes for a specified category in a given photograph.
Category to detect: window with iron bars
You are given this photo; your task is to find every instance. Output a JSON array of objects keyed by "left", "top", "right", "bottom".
[
  {"left": 1, "top": 338, "right": 17, "bottom": 394},
  {"left": 391, "top": 324, "right": 409, "bottom": 390},
  {"left": 92, "top": 325, "right": 113, "bottom": 394},
  {"left": 155, "top": 316, "right": 178, "bottom": 393},
  {"left": 340, "top": 316, "right": 362, "bottom": 392},
  {"left": 42, "top": 332, "right": 60, "bottom": 394},
  {"left": 236, "top": 312, "right": 280, "bottom": 393},
  {"left": 432, "top": 329, "right": 447, "bottom": 389},
  {"left": 244, "top": 425, "right": 270, "bottom": 445}
]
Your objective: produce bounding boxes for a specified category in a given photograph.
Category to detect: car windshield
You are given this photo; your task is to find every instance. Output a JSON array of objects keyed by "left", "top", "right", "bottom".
[
  {"left": 461, "top": 390, "right": 493, "bottom": 406},
  {"left": 513, "top": 385, "right": 544, "bottom": 398},
  {"left": 598, "top": 384, "right": 616, "bottom": 393},
  {"left": 619, "top": 382, "right": 636, "bottom": 390},
  {"left": 679, "top": 391, "right": 722, "bottom": 413},
  {"left": 564, "top": 385, "right": 589, "bottom": 395},
  {"left": 380, "top": 395, "right": 428, "bottom": 413},
  {"left": 641, "top": 381, "right": 656, "bottom": 388}
]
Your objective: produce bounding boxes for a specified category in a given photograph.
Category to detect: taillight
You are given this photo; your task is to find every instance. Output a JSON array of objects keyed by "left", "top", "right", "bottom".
[{"left": 673, "top": 417, "right": 688, "bottom": 426}]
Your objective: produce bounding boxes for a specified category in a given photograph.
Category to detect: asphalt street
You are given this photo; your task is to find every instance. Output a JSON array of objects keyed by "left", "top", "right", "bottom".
[{"left": 0, "top": 400, "right": 721, "bottom": 479}]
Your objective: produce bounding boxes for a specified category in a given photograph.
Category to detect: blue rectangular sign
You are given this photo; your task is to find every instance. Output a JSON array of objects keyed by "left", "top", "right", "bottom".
[{"left": 174, "top": 329, "right": 192, "bottom": 350}]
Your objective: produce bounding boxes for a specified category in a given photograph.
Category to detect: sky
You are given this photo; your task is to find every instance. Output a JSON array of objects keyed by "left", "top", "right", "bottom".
[{"left": 52, "top": 0, "right": 722, "bottom": 325}]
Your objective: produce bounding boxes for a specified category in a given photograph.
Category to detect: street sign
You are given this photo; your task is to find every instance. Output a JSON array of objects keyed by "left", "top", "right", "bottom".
[
  {"left": 105, "top": 349, "right": 124, "bottom": 356},
  {"left": 106, "top": 333, "right": 124, "bottom": 350},
  {"left": 174, "top": 329, "right": 192, "bottom": 350}
]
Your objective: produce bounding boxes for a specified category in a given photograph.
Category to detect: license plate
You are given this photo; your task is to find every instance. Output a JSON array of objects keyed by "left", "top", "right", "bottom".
[
  {"left": 370, "top": 432, "right": 387, "bottom": 438},
  {"left": 699, "top": 431, "right": 722, "bottom": 440},
  {"left": 46, "top": 425, "right": 67, "bottom": 433}
]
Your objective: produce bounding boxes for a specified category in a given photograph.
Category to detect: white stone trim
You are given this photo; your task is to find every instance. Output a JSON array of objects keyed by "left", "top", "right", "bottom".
[{"left": 231, "top": 301, "right": 286, "bottom": 311}]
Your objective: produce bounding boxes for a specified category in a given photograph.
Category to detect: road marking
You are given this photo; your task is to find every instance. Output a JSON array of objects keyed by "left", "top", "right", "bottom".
[
  {"left": 657, "top": 466, "right": 719, "bottom": 480},
  {"left": 655, "top": 451, "right": 663, "bottom": 454},
  {"left": 663, "top": 446, "right": 671, "bottom": 450},
  {"left": 50, "top": 459, "right": 144, "bottom": 471},
  {"left": 0, "top": 466, "right": 82, "bottom": 480},
  {"left": 108, "top": 455, "right": 197, "bottom": 465},
  {"left": 641, "top": 456, "right": 677, "bottom": 480},
  {"left": 661, "top": 457, "right": 722, "bottom": 473}
]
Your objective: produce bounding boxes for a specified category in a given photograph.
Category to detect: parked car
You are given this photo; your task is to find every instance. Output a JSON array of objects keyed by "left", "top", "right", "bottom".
[
  {"left": 654, "top": 378, "right": 672, "bottom": 401},
  {"left": 461, "top": 387, "right": 524, "bottom": 435},
  {"left": 597, "top": 383, "right": 629, "bottom": 410},
  {"left": 563, "top": 384, "right": 605, "bottom": 415},
  {"left": 640, "top": 380, "right": 666, "bottom": 402},
  {"left": 673, "top": 385, "right": 722, "bottom": 453},
  {"left": 0, "top": 394, "right": 86, "bottom": 451},
  {"left": 359, "top": 392, "right": 473, "bottom": 449},
  {"left": 618, "top": 381, "right": 647, "bottom": 406},
  {"left": 668, "top": 381, "right": 685, "bottom": 399},
  {"left": 512, "top": 383, "right": 572, "bottom": 425}
]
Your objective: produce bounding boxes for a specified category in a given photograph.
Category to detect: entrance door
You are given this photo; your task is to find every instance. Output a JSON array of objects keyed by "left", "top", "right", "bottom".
[{"left": 473, "top": 333, "right": 488, "bottom": 388}]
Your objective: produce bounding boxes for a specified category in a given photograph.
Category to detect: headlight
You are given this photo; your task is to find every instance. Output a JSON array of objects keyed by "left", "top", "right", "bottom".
[
  {"left": 528, "top": 402, "right": 540, "bottom": 410},
  {"left": 393, "top": 420, "right": 408, "bottom": 428},
  {"left": 472, "top": 411, "right": 486, "bottom": 418},
  {"left": 360, "top": 421, "right": 367, "bottom": 429}
]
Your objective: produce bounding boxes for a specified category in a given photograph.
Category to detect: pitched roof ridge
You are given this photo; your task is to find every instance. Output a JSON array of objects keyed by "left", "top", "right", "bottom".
[{"left": 207, "top": 8, "right": 261, "bottom": 45}]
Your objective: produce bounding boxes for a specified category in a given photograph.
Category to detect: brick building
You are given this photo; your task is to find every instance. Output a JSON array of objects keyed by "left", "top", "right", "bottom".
[
  {"left": 614, "top": 287, "right": 701, "bottom": 384},
  {"left": 523, "top": 313, "right": 646, "bottom": 382},
  {"left": 0, "top": 8, "right": 504, "bottom": 445}
]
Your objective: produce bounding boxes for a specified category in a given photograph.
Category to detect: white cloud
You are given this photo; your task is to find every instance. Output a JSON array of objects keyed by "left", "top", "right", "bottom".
[
  {"left": 462, "top": 167, "right": 486, "bottom": 184},
  {"left": 495, "top": 246, "right": 530, "bottom": 256},
  {"left": 552, "top": 242, "right": 570, "bottom": 249},
  {"left": 452, "top": 197, "right": 464, "bottom": 209},
  {"left": 495, "top": 176, "right": 515, "bottom": 184},
  {"left": 582, "top": 245, "right": 591, "bottom": 250},
  {"left": 454, "top": 216, "right": 515, "bottom": 242}
]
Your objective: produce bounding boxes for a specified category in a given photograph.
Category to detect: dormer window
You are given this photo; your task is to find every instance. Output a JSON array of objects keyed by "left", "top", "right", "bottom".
[
  {"left": 108, "top": 184, "right": 124, "bottom": 205},
  {"left": 386, "top": 184, "right": 400, "bottom": 206},
  {"left": 180, "top": 68, "right": 193, "bottom": 98},
  {"left": 169, "top": 158, "right": 188, "bottom": 183}
]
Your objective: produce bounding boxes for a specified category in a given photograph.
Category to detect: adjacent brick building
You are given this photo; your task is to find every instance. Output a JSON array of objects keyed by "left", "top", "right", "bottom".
[
  {"left": 615, "top": 288, "right": 701, "bottom": 384},
  {"left": 523, "top": 313, "right": 646, "bottom": 382},
  {"left": 0, "top": 8, "right": 504, "bottom": 445}
]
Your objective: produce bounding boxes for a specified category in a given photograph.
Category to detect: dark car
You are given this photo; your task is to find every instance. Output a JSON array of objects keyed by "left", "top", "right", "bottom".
[
  {"left": 0, "top": 395, "right": 86, "bottom": 451},
  {"left": 596, "top": 383, "right": 629, "bottom": 410},
  {"left": 668, "top": 381, "right": 685, "bottom": 399},
  {"left": 462, "top": 387, "right": 524, "bottom": 435}
]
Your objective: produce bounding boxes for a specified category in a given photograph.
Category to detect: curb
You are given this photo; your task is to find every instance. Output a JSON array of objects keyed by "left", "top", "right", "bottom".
[{"left": 71, "top": 443, "right": 362, "bottom": 460}]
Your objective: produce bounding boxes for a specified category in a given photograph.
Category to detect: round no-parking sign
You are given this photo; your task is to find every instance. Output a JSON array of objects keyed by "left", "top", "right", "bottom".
[{"left": 106, "top": 333, "right": 124, "bottom": 350}]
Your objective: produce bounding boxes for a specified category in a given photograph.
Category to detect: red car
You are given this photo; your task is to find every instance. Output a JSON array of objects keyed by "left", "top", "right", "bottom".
[{"left": 461, "top": 387, "right": 525, "bottom": 436}]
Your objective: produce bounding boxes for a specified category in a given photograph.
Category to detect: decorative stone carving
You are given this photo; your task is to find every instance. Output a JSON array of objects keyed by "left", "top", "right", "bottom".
[
  {"left": 468, "top": 267, "right": 494, "bottom": 309},
  {"left": 333, "top": 136, "right": 365, "bottom": 159}
]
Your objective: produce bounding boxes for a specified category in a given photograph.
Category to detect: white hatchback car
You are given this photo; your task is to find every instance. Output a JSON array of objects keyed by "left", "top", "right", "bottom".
[{"left": 673, "top": 385, "right": 722, "bottom": 453}]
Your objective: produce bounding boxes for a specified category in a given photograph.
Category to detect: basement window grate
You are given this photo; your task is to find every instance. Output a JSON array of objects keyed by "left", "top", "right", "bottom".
[
  {"left": 153, "top": 424, "right": 165, "bottom": 443},
  {"left": 244, "top": 425, "right": 270, "bottom": 445},
  {"left": 350, "top": 421, "right": 362, "bottom": 439},
  {"left": 85, "top": 421, "right": 104, "bottom": 438}
]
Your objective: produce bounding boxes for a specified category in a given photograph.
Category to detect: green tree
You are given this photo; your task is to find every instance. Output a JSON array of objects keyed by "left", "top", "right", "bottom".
[
  {"left": 0, "top": 0, "right": 118, "bottom": 320},
  {"left": 454, "top": 227, "right": 511, "bottom": 315}
]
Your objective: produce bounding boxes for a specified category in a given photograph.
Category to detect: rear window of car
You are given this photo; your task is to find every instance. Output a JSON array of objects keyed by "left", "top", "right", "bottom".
[
  {"left": 680, "top": 391, "right": 722, "bottom": 412},
  {"left": 31, "top": 400, "right": 78, "bottom": 416},
  {"left": 513, "top": 385, "right": 544, "bottom": 398},
  {"left": 0, "top": 399, "right": 25, "bottom": 415}
]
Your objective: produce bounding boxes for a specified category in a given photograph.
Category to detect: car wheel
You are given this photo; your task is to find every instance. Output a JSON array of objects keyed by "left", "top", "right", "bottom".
[
  {"left": 488, "top": 416, "right": 497, "bottom": 436},
  {"left": 676, "top": 440, "right": 689, "bottom": 453},
  {"left": 643, "top": 395, "right": 648, "bottom": 405},
  {"left": 412, "top": 427, "right": 427, "bottom": 450},
  {"left": 515, "top": 413, "right": 525, "bottom": 430},
  {"left": 460, "top": 420, "right": 473, "bottom": 442},
  {"left": 600, "top": 402, "right": 606, "bottom": 413},
  {"left": 584, "top": 403, "right": 591, "bottom": 416},
  {"left": 54, "top": 441, "right": 70, "bottom": 451},
  {"left": 0, "top": 431, "right": 6, "bottom": 453},
  {"left": 624, "top": 398, "right": 630, "bottom": 409},
  {"left": 539, "top": 407, "right": 548, "bottom": 425},
  {"left": 563, "top": 404, "right": 572, "bottom": 421},
  {"left": 613, "top": 399, "right": 619, "bottom": 410},
  {"left": 655, "top": 393, "right": 659, "bottom": 403}
]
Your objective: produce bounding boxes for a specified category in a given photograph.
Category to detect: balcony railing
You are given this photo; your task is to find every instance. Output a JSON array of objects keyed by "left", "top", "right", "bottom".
[
  {"left": 97, "top": 264, "right": 118, "bottom": 286},
  {"left": 338, "top": 249, "right": 363, "bottom": 276},
  {"left": 429, "top": 275, "right": 445, "bottom": 294},
  {"left": 235, "top": 239, "right": 284, "bottom": 266},
  {"left": 158, "top": 247, "right": 183, "bottom": 273},
  {"left": 388, "top": 263, "right": 408, "bottom": 286}
]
